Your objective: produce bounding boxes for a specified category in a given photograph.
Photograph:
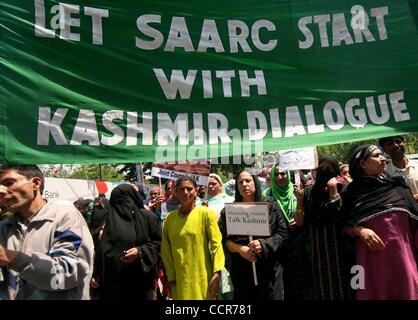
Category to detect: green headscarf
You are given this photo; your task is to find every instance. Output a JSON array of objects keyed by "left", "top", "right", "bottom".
[{"left": 270, "top": 163, "right": 297, "bottom": 223}]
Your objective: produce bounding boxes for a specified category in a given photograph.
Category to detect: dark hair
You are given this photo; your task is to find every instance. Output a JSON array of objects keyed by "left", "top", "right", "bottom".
[
  {"left": 80, "top": 199, "right": 93, "bottom": 208},
  {"left": 165, "top": 180, "right": 174, "bottom": 191},
  {"left": 318, "top": 155, "right": 340, "bottom": 175},
  {"left": 378, "top": 135, "right": 404, "bottom": 149},
  {"left": 0, "top": 165, "right": 45, "bottom": 193},
  {"left": 234, "top": 169, "right": 263, "bottom": 202},
  {"left": 175, "top": 177, "right": 197, "bottom": 192}
]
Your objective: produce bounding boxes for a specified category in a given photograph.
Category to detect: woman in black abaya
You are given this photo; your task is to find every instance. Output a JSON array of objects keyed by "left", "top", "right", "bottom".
[
  {"left": 97, "top": 184, "right": 161, "bottom": 300},
  {"left": 296, "top": 156, "right": 354, "bottom": 300}
]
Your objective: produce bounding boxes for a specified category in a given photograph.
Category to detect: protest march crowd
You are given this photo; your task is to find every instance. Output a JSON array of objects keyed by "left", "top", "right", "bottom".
[{"left": 0, "top": 135, "right": 417, "bottom": 300}]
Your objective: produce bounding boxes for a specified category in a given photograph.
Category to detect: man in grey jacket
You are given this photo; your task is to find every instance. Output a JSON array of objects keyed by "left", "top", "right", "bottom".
[{"left": 0, "top": 165, "right": 94, "bottom": 299}]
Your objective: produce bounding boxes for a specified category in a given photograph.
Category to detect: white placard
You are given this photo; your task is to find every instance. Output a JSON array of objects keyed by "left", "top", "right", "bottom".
[
  {"left": 225, "top": 203, "right": 270, "bottom": 236},
  {"left": 151, "top": 167, "right": 209, "bottom": 186},
  {"left": 151, "top": 161, "right": 211, "bottom": 186},
  {"left": 278, "top": 147, "right": 317, "bottom": 171}
]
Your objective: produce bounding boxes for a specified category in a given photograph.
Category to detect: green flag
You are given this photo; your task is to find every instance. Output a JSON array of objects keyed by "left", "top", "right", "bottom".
[{"left": 1, "top": 0, "right": 418, "bottom": 164}]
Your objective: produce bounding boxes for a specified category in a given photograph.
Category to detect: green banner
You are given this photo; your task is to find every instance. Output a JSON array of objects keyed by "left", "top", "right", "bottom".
[{"left": 1, "top": 0, "right": 418, "bottom": 164}]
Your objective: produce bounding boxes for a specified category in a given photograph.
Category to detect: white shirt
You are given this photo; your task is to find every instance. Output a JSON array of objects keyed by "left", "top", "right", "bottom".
[{"left": 386, "top": 157, "right": 418, "bottom": 195}]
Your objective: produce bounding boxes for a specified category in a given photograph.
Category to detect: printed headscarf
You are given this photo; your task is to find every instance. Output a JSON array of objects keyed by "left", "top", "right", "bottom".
[{"left": 349, "top": 144, "right": 380, "bottom": 180}]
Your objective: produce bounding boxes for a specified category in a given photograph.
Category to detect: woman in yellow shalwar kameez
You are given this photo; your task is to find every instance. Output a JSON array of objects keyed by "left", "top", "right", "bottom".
[{"left": 161, "top": 177, "right": 225, "bottom": 300}]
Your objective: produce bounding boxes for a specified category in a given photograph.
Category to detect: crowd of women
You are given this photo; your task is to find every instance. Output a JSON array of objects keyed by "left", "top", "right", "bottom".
[{"left": 79, "top": 138, "right": 418, "bottom": 300}]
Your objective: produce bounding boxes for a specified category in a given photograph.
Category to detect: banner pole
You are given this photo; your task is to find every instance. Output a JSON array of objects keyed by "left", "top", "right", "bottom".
[
  {"left": 294, "top": 170, "right": 301, "bottom": 186},
  {"left": 249, "top": 235, "right": 258, "bottom": 286}
]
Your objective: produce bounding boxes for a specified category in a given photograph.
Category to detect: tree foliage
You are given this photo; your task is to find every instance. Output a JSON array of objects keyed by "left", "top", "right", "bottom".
[
  {"left": 118, "top": 163, "right": 138, "bottom": 182},
  {"left": 42, "top": 164, "right": 124, "bottom": 181},
  {"left": 317, "top": 133, "right": 418, "bottom": 164},
  {"left": 70, "top": 164, "right": 124, "bottom": 180}
]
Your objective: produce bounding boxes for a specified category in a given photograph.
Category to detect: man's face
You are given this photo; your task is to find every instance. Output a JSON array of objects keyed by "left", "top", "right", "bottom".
[
  {"left": 383, "top": 137, "right": 405, "bottom": 160},
  {"left": 149, "top": 187, "right": 160, "bottom": 199},
  {"left": 197, "top": 186, "right": 205, "bottom": 198},
  {"left": 0, "top": 170, "right": 39, "bottom": 213}
]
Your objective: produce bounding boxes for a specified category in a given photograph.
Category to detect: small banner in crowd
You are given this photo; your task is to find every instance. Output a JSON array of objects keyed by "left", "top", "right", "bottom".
[
  {"left": 151, "top": 161, "right": 211, "bottom": 185},
  {"left": 279, "top": 147, "right": 318, "bottom": 171}
]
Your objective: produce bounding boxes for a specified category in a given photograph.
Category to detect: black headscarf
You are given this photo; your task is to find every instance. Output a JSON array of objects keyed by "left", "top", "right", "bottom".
[
  {"left": 310, "top": 155, "right": 341, "bottom": 207},
  {"left": 303, "top": 155, "right": 345, "bottom": 225},
  {"left": 341, "top": 144, "right": 418, "bottom": 226},
  {"left": 89, "top": 195, "right": 110, "bottom": 241},
  {"left": 110, "top": 183, "right": 144, "bottom": 219}
]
